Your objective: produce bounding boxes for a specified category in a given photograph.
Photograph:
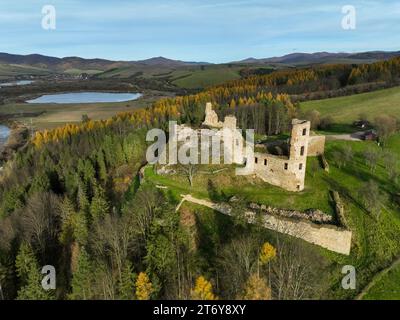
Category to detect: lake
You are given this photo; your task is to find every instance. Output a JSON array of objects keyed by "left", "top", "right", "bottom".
[
  {"left": 0, "top": 80, "right": 34, "bottom": 88},
  {"left": 0, "top": 125, "right": 10, "bottom": 148},
  {"left": 26, "top": 92, "right": 142, "bottom": 104}
]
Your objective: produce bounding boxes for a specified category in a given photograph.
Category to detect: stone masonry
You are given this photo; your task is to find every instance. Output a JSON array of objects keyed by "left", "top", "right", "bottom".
[{"left": 253, "top": 119, "right": 310, "bottom": 191}]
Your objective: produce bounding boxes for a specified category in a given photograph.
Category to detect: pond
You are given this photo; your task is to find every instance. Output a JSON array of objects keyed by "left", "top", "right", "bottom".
[
  {"left": 0, "top": 80, "right": 34, "bottom": 88},
  {"left": 26, "top": 92, "right": 142, "bottom": 104},
  {"left": 0, "top": 125, "right": 10, "bottom": 148}
]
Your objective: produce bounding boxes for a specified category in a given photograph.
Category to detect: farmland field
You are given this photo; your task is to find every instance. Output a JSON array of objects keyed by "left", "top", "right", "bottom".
[
  {"left": 172, "top": 66, "right": 242, "bottom": 88},
  {"left": 0, "top": 63, "right": 52, "bottom": 80}
]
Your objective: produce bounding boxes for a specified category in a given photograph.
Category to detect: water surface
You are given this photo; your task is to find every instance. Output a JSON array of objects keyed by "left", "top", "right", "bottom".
[
  {"left": 0, "top": 80, "right": 34, "bottom": 88},
  {"left": 0, "top": 125, "right": 10, "bottom": 148},
  {"left": 26, "top": 92, "right": 142, "bottom": 104}
]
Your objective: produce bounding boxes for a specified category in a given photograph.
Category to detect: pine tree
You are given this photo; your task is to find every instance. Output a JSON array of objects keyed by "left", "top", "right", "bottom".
[
  {"left": 96, "top": 150, "right": 107, "bottom": 183},
  {"left": 59, "top": 197, "right": 76, "bottom": 245},
  {"left": 90, "top": 184, "right": 109, "bottom": 220},
  {"left": 118, "top": 261, "right": 136, "bottom": 300},
  {"left": 16, "top": 243, "right": 54, "bottom": 300},
  {"left": 77, "top": 183, "right": 89, "bottom": 213},
  {"left": 69, "top": 247, "right": 93, "bottom": 300}
]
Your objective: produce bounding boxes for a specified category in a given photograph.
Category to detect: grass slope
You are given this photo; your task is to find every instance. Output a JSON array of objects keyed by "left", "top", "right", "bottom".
[
  {"left": 362, "top": 263, "right": 400, "bottom": 300},
  {"left": 301, "top": 86, "right": 400, "bottom": 124}
]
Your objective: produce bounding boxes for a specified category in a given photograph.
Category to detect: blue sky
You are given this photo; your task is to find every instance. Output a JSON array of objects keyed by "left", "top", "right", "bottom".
[{"left": 0, "top": 0, "right": 399, "bottom": 63}]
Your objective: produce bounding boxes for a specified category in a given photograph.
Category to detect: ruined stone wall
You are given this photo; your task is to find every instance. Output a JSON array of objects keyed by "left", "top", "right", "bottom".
[
  {"left": 181, "top": 194, "right": 352, "bottom": 255},
  {"left": 254, "top": 153, "right": 306, "bottom": 191},
  {"left": 203, "top": 102, "right": 223, "bottom": 128},
  {"left": 169, "top": 104, "right": 318, "bottom": 192},
  {"left": 223, "top": 115, "right": 237, "bottom": 130},
  {"left": 308, "top": 135, "right": 326, "bottom": 156}
]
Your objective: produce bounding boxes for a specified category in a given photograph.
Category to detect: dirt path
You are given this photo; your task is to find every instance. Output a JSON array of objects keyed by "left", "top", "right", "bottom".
[
  {"left": 356, "top": 256, "right": 400, "bottom": 300},
  {"left": 326, "top": 131, "right": 365, "bottom": 141}
]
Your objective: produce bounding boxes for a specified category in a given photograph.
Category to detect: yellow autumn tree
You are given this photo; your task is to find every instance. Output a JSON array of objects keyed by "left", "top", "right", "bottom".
[
  {"left": 191, "top": 276, "right": 218, "bottom": 300},
  {"left": 135, "top": 272, "right": 153, "bottom": 300},
  {"left": 259, "top": 242, "right": 276, "bottom": 266},
  {"left": 241, "top": 274, "right": 272, "bottom": 300}
]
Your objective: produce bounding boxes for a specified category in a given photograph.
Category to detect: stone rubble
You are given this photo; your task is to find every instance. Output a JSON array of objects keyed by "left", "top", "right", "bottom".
[{"left": 248, "top": 202, "right": 333, "bottom": 224}]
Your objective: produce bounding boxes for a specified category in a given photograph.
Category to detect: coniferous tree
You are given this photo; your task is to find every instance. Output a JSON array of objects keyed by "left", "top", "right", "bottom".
[
  {"left": 118, "top": 261, "right": 136, "bottom": 300},
  {"left": 69, "top": 247, "right": 93, "bottom": 300},
  {"left": 15, "top": 243, "right": 54, "bottom": 300},
  {"left": 90, "top": 185, "right": 109, "bottom": 220}
]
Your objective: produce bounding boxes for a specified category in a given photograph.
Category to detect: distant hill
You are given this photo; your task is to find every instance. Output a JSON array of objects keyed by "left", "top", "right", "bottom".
[
  {"left": 0, "top": 53, "right": 208, "bottom": 73},
  {"left": 234, "top": 51, "right": 400, "bottom": 65},
  {"left": 135, "top": 56, "right": 209, "bottom": 67},
  {"left": 1, "top": 50, "right": 400, "bottom": 84}
]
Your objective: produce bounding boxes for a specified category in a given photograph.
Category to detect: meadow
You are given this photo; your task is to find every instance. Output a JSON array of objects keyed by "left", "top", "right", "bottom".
[{"left": 301, "top": 86, "right": 400, "bottom": 123}]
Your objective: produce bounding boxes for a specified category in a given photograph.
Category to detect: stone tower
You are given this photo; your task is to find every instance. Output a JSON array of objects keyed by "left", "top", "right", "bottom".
[
  {"left": 288, "top": 119, "right": 311, "bottom": 191},
  {"left": 203, "top": 102, "right": 222, "bottom": 128}
]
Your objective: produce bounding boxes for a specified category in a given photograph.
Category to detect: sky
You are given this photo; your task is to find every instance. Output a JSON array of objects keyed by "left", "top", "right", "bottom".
[{"left": 0, "top": 0, "right": 399, "bottom": 63}]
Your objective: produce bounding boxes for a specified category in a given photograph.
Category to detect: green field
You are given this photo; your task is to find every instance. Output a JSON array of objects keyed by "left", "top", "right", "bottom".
[
  {"left": 0, "top": 63, "right": 52, "bottom": 80},
  {"left": 172, "top": 67, "right": 242, "bottom": 88},
  {"left": 64, "top": 68, "right": 103, "bottom": 75},
  {"left": 301, "top": 86, "right": 400, "bottom": 124},
  {"left": 97, "top": 64, "right": 243, "bottom": 89}
]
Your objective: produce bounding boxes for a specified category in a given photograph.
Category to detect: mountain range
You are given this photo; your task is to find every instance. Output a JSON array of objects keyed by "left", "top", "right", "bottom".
[
  {"left": 235, "top": 51, "right": 400, "bottom": 65},
  {"left": 0, "top": 50, "right": 399, "bottom": 72}
]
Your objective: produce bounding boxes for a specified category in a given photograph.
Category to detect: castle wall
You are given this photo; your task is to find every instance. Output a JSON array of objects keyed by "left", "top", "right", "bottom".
[
  {"left": 308, "top": 135, "right": 326, "bottom": 156},
  {"left": 253, "top": 153, "right": 306, "bottom": 192}
]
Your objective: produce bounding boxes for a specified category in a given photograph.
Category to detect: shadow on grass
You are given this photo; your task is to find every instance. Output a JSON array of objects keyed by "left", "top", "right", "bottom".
[{"left": 322, "top": 175, "right": 369, "bottom": 215}]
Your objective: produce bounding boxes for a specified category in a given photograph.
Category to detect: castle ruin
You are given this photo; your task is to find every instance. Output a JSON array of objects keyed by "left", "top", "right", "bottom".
[{"left": 202, "top": 103, "right": 326, "bottom": 192}]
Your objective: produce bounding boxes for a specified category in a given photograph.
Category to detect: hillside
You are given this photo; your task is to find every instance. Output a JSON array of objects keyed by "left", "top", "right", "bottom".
[
  {"left": 1, "top": 50, "right": 400, "bottom": 77},
  {"left": 0, "top": 52, "right": 207, "bottom": 73},
  {"left": 301, "top": 86, "right": 400, "bottom": 124},
  {"left": 236, "top": 51, "right": 400, "bottom": 66}
]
